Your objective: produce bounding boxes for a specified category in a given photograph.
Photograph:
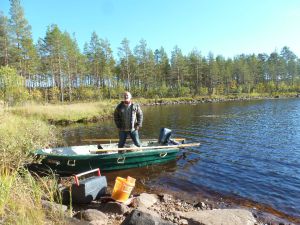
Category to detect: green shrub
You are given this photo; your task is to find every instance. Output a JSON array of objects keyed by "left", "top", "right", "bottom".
[
  {"left": 30, "top": 89, "right": 44, "bottom": 102},
  {"left": 49, "top": 87, "right": 60, "bottom": 102},
  {"left": 0, "top": 66, "right": 28, "bottom": 106}
]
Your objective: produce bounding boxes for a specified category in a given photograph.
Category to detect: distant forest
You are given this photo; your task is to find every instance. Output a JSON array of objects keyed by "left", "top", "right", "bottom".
[{"left": 1, "top": 0, "right": 300, "bottom": 104}]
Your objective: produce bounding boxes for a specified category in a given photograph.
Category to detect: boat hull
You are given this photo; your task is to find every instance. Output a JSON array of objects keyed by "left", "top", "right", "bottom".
[{"left": 36, "top": 148, "right": 179, "bottom": 175}]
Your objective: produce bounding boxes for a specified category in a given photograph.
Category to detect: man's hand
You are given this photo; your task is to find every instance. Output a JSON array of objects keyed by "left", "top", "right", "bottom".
[{"left": 135, "top": 125, "right": 140, "bottom": 130}]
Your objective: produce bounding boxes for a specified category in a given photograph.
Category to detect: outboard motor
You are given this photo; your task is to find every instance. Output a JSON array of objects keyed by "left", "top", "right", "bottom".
[{"left": 158, "top": 128, "right": 172, "bottom": 144}]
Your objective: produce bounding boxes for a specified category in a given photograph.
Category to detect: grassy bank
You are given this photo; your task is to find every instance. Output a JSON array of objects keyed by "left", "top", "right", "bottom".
[
  {"left": 0, "top": 113, "right": 58, "bottom": 169},
  {"left": 0, "top": 112, "right": 67, "bottom": 224},
  {"left": 0, "top": 169, "right": 66, "bottom": 225},
  {"left": 7, "top": 92, "right": 299, "bottom": 125},
  {"left": 9, "top": 101, "right": 117, "bottom": 124}
]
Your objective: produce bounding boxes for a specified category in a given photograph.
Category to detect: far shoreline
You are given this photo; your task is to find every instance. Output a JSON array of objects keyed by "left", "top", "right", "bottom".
[
  {"left": 47, "top": 93, "right": 300, "bottom": 125},
  {"left": 7, "top": 92, "right": 299, "bottom": 126}
]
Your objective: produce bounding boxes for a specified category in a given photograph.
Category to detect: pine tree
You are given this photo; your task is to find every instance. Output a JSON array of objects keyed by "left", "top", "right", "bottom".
[
  {"left": 118, "top": 38, "right": 136, "bottom": 91},
  {"left": 62, "top": 32, "right": 82, "bottom": 101},
  {"left": 154, "top": 47, "right": 170, "bottom": 86},
  {"left": 171, "top": 46, "right": 187, "bottom": 88},
  {"left": 187, "top": 48, "right": 203, "bottom": 94},
  {"left": 8, "top": 0, "right": 35, "bottom": 76},
  {"left": 280, "top": 46, "right": 298, "bottom": 86},
  {"left": 39, "top": 24, "right": 64, "bottom": 102},
  {"left": 99, "top": 38, "right": 115, "bottom": 98},
  {"left": 0, "top": 12, "right": 10, "bottom": 66}
]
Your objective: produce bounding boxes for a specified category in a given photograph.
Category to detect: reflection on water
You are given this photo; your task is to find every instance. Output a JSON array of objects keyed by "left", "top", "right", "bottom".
[
  {"left": 102, "top": 161, "right": 178, "bottom": 193},
  {"left": 61, "top": 98, "right": 300, "bottom": 221}
]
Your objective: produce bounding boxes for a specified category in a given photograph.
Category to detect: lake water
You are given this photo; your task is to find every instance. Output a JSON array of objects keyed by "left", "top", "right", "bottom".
[{"left": 62, "top": 98, "right": 300, "bottom": 220}]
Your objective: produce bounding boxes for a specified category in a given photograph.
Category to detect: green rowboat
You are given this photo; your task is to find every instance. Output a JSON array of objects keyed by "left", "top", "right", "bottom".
[{"left": 34, "top": 140, "right": 200, "bottom": 175}]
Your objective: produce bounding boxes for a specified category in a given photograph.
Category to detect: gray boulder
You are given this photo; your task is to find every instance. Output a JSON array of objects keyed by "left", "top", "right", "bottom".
[
  {"left": 135, "top": 193, "right": 159, "bottom": 208},
  {"left": 99, "top": 201, "right": 130, "bottom": 215},
  {"left": 120, "top": 209, "right": 175, "bottom": 225},
  {"left": 41, "top": 200, "right": 68, "bottom": 214},
  {"left": 64, "top": 217, "right": 92, "bottom": 225},
  {"left": 178, "top": 209, "right": 257, "bottom": 225},
  {"left": 74, "top": 209, "right": 107, "bottom": 224}
]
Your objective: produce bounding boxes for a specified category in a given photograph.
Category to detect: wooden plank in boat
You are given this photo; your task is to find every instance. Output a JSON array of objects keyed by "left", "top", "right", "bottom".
[
  {"left": 82, "top": 138, "right": 185, "bottom": 143},
  {"left": 91, "top": 142, "right": 200, "bottom": 153}
]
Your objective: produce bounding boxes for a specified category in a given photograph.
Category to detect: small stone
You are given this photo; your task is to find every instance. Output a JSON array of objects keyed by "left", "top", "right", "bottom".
[
  {"left": 136, "top": 193, "right": 159, "bottom": 208},
  {"left": 89, "top": 220, "right": 107, "bottom": 225},
  {"left": 75, "top": 209, "right": 107, "bottom": 222},
  {"left": 179, "top": 219, "right": 188, "bottom": 225},
  {"left": 99, "top": 201, "right": 129, "bottom": 215},
  {"left": 194, "top": 201, "right": 206, "bottom": 210},
  {"left": 41, "top": 200, "right": 68, "bottom": 213},
  {"left": 160, "top": 194, "right": 173, "bottom": 202},
  {"left": 65, "top": 217, "right": 91, "bottom": 225}
]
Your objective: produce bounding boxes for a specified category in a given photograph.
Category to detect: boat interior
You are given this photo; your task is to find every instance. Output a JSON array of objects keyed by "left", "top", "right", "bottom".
[{"left": 39, "top": 139, "right": 175, "bottom": 155}]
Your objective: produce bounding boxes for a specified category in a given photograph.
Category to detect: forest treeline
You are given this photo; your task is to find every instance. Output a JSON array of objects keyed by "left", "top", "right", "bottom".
[{"left": 1, "top": 0, "right": 300, "bottom": 105}]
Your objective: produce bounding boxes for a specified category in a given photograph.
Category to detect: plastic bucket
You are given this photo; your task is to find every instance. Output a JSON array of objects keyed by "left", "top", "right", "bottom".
[
  {"left": 126, "top": 176, "right": 136, "bottom": 185},
  {"left": 111, "top": 176, "right": 135, "bottom": 202}
]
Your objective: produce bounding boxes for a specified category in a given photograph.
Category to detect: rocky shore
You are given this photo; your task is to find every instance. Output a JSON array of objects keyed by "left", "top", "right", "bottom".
[
  {"left": 41, "top": 190, "right": 295, "bottom": 225},
  {"left": 145, "top": 94, "right": 299, "bottom": 106}
]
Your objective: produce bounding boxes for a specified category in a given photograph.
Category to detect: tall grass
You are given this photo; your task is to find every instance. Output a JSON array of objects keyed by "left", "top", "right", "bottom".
[
  {"left": 0, "top": 169, "right": 44, "bottom": 224},
  {"left": 9, "top": 101, "right": 116, "bottom": 123},
  {"left": 0, "top": 168, "right": 68, "bottom": 225},
  {"left": 0, "top": 112, "right": 68, "bottom": 224},
  {"left": 0, "top": 113, "right": 58, "bottom": 169}
]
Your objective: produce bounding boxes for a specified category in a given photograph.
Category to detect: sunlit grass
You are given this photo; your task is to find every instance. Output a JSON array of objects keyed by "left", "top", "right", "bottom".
[
  {"left": 0, "top": 169, "right": 44, "bottom": 225},
  {"left": 0, "top": 114, "right": 58, "bottom": 169},
  {"left": 9, "top": 101, "right": 117, "bottom": 123},
  {"left": 0, "top": 168, "right": 69, "bottom": 225},
  {"left": 0, "top": 113, "right": 69, "bottom": 224}
]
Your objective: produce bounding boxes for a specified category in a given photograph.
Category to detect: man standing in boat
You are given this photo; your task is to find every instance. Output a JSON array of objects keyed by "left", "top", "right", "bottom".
[{"left": 114, "top": 91, "right": 143, "bottom": 148}]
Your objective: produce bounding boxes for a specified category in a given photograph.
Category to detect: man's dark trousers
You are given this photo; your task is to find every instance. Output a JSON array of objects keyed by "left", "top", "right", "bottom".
[{"left": 118, "top": 130, "right": 141, "bottom": 148}]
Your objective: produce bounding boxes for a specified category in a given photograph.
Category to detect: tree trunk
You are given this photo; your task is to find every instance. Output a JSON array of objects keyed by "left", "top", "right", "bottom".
[
  {"left": 67, "top": 61, "right": 72, "bottom": 102},
  {"left": 58, "top": 54, "right": 64, "bottom": 102}
]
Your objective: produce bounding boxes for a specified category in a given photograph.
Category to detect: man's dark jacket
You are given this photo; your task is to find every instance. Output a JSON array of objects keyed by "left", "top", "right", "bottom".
[{"left": 114, "top": 102, "right": 143, "bottom": 130}]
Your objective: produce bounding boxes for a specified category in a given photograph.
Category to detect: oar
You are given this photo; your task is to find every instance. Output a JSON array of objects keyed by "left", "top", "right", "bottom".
[
  {"left": 90, "top": 142, "right": 200, "bottom": 153},
  {"left": 82, "top": 138, "right": 186, "bottom": 143}
]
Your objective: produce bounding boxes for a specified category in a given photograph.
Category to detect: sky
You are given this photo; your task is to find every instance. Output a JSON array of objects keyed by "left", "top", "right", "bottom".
[{"left": 1, "top": 0, "right": 300, "bottom": 59}]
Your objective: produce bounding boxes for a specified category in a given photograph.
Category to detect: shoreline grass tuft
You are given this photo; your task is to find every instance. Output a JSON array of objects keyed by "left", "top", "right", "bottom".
[
  {"left": 9, "top": 101, "right": 116, "bottom": 123},
  {"left": 0, "top": 113, "right": 58, "bottom": 169},
  {"left": 0, "top": 112, "right": 68, "bottom": 224}
]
